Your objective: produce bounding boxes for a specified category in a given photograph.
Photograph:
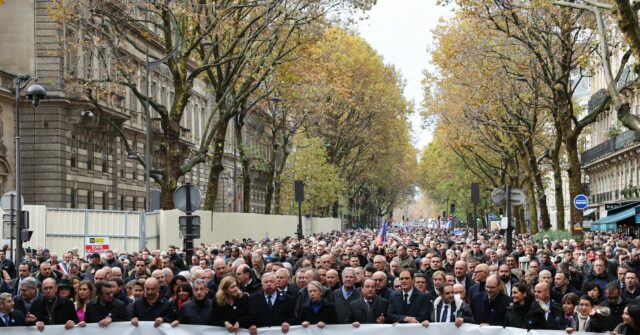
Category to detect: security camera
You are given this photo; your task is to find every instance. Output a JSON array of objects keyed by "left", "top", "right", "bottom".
[
  {"left": 81, "top": 110, "right": 94, "bottom": 118},
  {"left": 26, "top": 84, "right": 46, "bottom": 107}
]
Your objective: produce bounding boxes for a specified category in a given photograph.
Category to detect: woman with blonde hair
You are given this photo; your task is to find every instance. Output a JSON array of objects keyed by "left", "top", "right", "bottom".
[
  {"left": 74, "top": 280, "right": 95, "bottom": 322},
  {"left": 299, "top": 281, "right": 337, "bottom": 328},
  {"left": 212, "top": 276, "right": 252, "bottom": 332}
]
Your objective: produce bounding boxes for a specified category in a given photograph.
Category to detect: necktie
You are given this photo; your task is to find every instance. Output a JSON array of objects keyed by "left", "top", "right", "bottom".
[
  {"left": 267, "top": 295, "right": 273, "bottom": 309},
  {"left": 2, "top": 314, "right": 9, "bottom": 326},
  {"left": 366, "top": 300, "right": 372, "bottom": 310},
  {"left": 441, "top": 305, "right": 449, "bottom": 322},
  {"left": 404, "top": 293, "right": 409, "bottom": 305}
]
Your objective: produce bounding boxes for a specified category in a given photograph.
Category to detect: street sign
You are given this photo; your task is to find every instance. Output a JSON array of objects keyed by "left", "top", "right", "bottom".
[
  {"left": 491, "top": 188, "right": 505, "bottom": 204},
  {"left": 173, "top": 183, "right": 202, "bottom": 213},
  {"left": 491, "top": 187, "right": 526, "bottom": 205},
  {"left": 488, "top": 213, "right": 495, "bottom": 221},
  {"left": 0, "top": 191, "right": 23, "bottom": 212},
  {"left": 574, "top": 194, "right": 589, "bottom": 210},
  {"left": 510, "top": 188, "right": 526, "bottom": 206}
]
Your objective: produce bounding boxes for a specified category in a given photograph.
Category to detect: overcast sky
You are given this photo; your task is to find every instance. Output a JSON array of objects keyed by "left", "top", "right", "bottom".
[{"left": 354, "top": 1, "right": 454, "bottom": 151}]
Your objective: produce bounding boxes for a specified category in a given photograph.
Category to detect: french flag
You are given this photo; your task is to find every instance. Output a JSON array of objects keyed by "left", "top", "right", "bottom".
[{"left": 376, "top": 221, "right": 389, "bottom": 246}]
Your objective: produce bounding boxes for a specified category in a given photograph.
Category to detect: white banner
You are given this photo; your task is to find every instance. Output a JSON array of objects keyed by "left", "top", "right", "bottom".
[{"left": 0, "top": 322, "right": 606, "bottom": 335}]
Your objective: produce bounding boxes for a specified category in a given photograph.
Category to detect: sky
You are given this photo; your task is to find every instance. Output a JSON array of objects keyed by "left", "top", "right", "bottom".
[{"left": 354, "top": 0, "right": 454, "bottom": 151}]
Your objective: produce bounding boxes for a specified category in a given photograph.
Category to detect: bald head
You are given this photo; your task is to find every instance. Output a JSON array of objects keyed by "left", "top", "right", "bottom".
[
  {"left": 534, "top": 282, "right": 550, "bottom": 303},
  {"left": 474, "top": 264, "right": 489, "bottom": 283}
]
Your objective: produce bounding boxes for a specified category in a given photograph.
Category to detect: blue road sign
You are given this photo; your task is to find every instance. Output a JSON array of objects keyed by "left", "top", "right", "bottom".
[
  {"left": 574, "top": 194, "right": 589, "bottom": 210},
  {"left": 488, "top": 213, "right": 495, "bottom": 221}
]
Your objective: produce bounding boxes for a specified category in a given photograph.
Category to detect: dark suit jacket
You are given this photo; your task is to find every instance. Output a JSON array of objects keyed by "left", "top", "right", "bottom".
[
  {"left": 299, "top": 299, "right": 338, "bottom": 324},
  {"left": 387, "top": 289, "right": 431, "bottom": 323},
  {"left": 0, "top": 310, "right": 26, "bottom": 327},
  {"left": 12, "top": 293, "right": 43, "bottom": 315},
  {"left": 249, "top": 290, "right": 296, "bottom": 327},
  {"left": 32, "top": 297, "right": 79, "bottom": 325},
  {"left": 211, "top": 294, "right": 253, "bottom": 328},
  {"left": 470, "top": 292, "right": 511, "bottom": 325},
  {"left": 346, "top": 297, "right": 388, "bottom": 324},
  {"left": 331, "top": 287, "right": 361, "bottom": 323},
  {"left": 84, "top": 298, "right": 130, "bottom": 323},
  {"left": 469, "top": 282, "right": 485, "bottom": 299},
  {"left": 277, "top": 283, "right": 299, "bottom": 300}
]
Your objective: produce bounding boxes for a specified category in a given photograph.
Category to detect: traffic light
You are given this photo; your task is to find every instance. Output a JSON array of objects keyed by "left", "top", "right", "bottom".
[
  {"left": 20, "top": 210, "right": 29, "bottom": 229},
  {"left": 20, "top": 229, "right": 33, "bottom": 242}
]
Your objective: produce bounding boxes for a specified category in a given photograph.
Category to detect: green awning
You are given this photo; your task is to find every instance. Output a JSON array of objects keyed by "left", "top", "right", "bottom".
[{"left": 592, "top": 206, "right": 636, "bottom": 224}]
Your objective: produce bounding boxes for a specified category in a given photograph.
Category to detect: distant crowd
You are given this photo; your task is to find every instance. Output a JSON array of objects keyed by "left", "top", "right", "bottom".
[{"left": 0, "top": 228, "right": 639, "bottom": 335}]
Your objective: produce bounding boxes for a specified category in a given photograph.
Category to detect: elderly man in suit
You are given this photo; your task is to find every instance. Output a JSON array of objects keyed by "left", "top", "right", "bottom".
[
  {"left": 347, "top": 278, "right": 387, "bottom": 327},
  {"left": 332, "top": 267, "right": 361, "bottom": 323},
  {"left": 470, "top": 275, "right": 511, "bottom": 325},
  {"left": 31, "top": 278, "right": 78, "bottom": 332},
  {"left": 430, "top": 284, "right": 474, "bottom": 326},
  {"left": 387, "top": 270, "right": 431, "bottom": 327},
  {"left": 0, "top": 293, "right": 26, "bottom": 327},
  {"left": 249, "top": 272, "right": 296, "bottom": 334}
]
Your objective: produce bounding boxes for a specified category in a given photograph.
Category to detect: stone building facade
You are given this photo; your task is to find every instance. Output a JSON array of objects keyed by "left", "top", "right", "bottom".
[{"left": 0, "top": 0, "right": 270, "bottom": 212}]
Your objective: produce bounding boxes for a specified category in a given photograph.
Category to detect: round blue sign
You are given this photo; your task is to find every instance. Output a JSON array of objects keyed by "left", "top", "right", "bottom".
[{"left": 574, "top": 194, "right": 589, "bottom": 210}]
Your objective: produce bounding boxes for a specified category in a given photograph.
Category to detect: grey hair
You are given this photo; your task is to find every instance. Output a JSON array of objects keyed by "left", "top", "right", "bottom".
[
  {"left": 0, "top": 292, "right": 12, "bottom": 305},
  {"left": 342, "top": 267, "right": 356, "bottom": 279},
  {"left": 20, "top": 277, "right": 38, "bottom": 290}
]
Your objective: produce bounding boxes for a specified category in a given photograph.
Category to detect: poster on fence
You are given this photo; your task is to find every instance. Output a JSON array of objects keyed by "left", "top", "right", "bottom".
[
  {"left": 0, "top": 322, "right": 606, "bottom": 335},
  {"left": 84, "top": 236, "right": 110, "bottom": 255}
]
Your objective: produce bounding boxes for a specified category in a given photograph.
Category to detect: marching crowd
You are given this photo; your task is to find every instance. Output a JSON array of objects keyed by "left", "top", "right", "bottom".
[{"left": 0, "top": 227, "right": 639, "bottom": 335}]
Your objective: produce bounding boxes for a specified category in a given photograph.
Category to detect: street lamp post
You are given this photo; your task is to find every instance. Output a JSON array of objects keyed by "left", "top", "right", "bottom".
[{"left": 13, "top": 75, "right": 46, "bottom": 265}]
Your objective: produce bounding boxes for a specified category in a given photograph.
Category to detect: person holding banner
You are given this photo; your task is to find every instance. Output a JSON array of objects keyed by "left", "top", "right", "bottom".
[
  {"left": 31, "top": 278, "right": 78, "bottom": 332},
  {"left": 430, "top": 284, "right": 473, "bottom": 326},
  {"left": 346, "top": 278, "right": 387, "bottom": 326},
  {"left": 299, "top": 281, "right": 337, "bottom": 328},
  {"left": 387, "top": 270, "right": 431, "bottom": 327},
  {"left": 130, "top": 277, "right": 176, "bottom": 328},
  {"left": 0, "top": 292, "right": 26, "bottom": 327},
  {"left": 81, "top": 281, "right": 129, "bottom": 327},
  {"left": 211, "top": 276, "right": 253, "bottom": 332}
]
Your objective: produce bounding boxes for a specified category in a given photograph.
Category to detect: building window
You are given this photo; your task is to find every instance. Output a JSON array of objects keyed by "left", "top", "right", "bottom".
[
  {"left": 103, "top": 192, "right": 108, "bottom": 209},
  {"left": 71, "top": 189, "right": 77, "bottom": 208},
  {"left": 87, "top": 191, "right": 93, "bottom": 209},
  {"left": 132, "top": 197, "right": 138, "bottom": 211},
  {"left": 102, "top": 154, "right": 108, "bottom": 173},
  {"left": 120, "top": 195, "right": 125, "bottom": 210}
]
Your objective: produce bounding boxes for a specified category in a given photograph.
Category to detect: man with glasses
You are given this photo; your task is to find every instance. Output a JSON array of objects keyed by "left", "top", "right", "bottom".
[
  {"left": 469, "top": 264, "right": 489, "bottom": 298},
  {"left": 372, "top": 271, "right": 392, "bottom": 300}
]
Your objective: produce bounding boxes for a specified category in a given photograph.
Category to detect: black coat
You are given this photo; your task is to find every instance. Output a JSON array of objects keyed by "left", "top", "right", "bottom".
[
  {"left": 568, "top": 312, "right": 609, "bottom": 332},
  {"left": 523, "top": 300, "right": 564, "bottom": 330},
  {"left": 277, "top": 283, "right": 298, "bottom": 300},
  {"left": 387, "top": 289, "right": 431, "bottom": 323},
  {"left": 84, "top": 298, "right": 130, "bottom": 323},
  {"left": 130, "top": 297, "right": 176, "bottom": 323},
  {"left": 179, "top": 298, "right": 214, "bottom": 325},
  {"left": 503, "top": 302, "right": 532, "bottom": 328},
  {"left": 430, "top": 296, "right": 474, "bottom": 323},
  {"left": 346, "top": 297, "right": 388, "bottom": 324},
  {"left": 331, "top": 287, "right": 361, "bottom": 324},
  {"left": 600, "top": 298, "right": 628, "bottom": 331},
  {"left": 12, "top": 293, "right": 43, "bottom": 315},
  {"left": 249, "top": 290, "right": 296, "bottom": 327},
  {"left": 32, "top": 297, "right": 79, "bottom": 325},
  {"left": 211, "top": 294, "right": 253, "bottom": 328},
  {"left": 0, "top": 310, "right": 26, "bottom": 327},
  {"left": 470, "top": 292, "right": 511, "bottom": 325},
  {"left": 299, "top": 299, "right": 338, "bottom": 324}
]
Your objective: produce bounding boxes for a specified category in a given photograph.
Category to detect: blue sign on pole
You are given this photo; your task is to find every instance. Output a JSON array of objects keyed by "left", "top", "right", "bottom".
[
  {"left": 574, "top": 194, "right": 589, "bottom": 210},
  {"left": 488, "top": 213, "right": 495, "bottom": 221}
]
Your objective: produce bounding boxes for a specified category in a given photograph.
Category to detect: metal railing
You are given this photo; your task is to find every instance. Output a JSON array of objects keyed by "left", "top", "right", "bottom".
[{"left": 581, "top": 130, "right": 640, "bottom": 165}]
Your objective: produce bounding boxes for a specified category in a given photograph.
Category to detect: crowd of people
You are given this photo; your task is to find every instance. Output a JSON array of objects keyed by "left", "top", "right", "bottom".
[{"left": 0, "top": 227, "right": 639, "bottom": 335}]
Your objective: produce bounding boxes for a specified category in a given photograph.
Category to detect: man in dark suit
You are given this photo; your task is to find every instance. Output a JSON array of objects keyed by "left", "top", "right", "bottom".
[
  {"left": 525, "top": 282, "right": 564, "bottom": 330},
  {"left": 347, "top": 278, "right": 387, "bottom": 326},
  {"left": 430, "top": 284, "right": 474, "bottom": 326},
  {"left": 12, "top": 277, "right": 41, "bottom": 318},
  {"left": 81, "top": 281, "right": 129, "bottom": 326},
  {"left": 469, "top": 264, "right": 489, "bottom": 299},
  {"left": 275, "top": 268, "right": 298, "bottom": 299},
  {"left": 31, "top": 278, "right": 78, "bottom": 331},
  {"left": 0, "top": 293, "right": 26, "bottom": 327},
  {"left": 454, "top": 260, "right": 476, "bottom": 296},
  {"left": 332, "top": 268, "right": 361, "bottom": 323},
  {"left": 372, "top": 271, "right": 393, "bottom": 300},
  {"left": 470, "top": 275, "right": 511, "bottom": 325},
  {"left": 387, "top": 270, "right": 431, "bottom": 326},
  {"left": 248, "top": 272, "right": 296, "bottom": 334}
]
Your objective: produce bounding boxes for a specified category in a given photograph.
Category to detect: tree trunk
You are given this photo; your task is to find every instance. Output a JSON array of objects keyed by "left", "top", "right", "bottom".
[
  {"left": 526, "top": 178, "right": 539, "bottom": 235},
  {"left": 263, "top": 143, "right": 278, "bottom": 215},
  {"left": 204, "top": 136, "right": 226, "bottom": 210},
  {"left": 565, "top": 132, "right": 583, "bottom": 232},
  {"left": 550, "top": 154, "right": 564, "bottom": 231}
]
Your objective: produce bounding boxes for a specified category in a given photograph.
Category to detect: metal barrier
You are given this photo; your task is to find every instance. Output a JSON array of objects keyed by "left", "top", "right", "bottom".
[{"left": 15, "top": 206, "right": 160, "bottom": 256}]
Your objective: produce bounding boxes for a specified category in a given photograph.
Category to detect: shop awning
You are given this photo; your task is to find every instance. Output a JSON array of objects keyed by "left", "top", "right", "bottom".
[
  {"left": 592, "top": 206, "right": 636, "bottom": 224},
  {"left": 583, "top": 208, "right": 596, "bottom": 217}
]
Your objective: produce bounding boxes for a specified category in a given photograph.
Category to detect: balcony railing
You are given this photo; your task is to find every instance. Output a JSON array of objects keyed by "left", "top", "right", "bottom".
[{"left": 581, "top": 130, "right": 640, "bottom": 165}]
